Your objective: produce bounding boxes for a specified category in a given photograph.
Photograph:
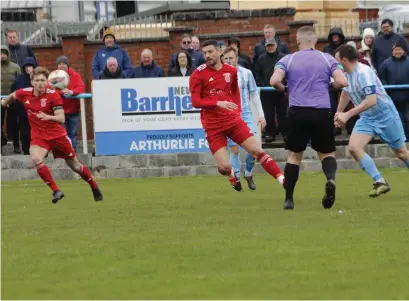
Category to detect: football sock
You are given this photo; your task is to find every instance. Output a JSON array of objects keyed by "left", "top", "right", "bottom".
[
  {"left": 359, "top": 153, "right": 383, "bottom": 182},
  {"left": 36, "top": 163, "right": 59, "bottom": 192},
  {"left": 245, "top": 152, "right": 256, "bottom": 176},
  {"left": 257, "top": 152, "right": 284, "bottom": 184},
  {"left": 77, "top": 165, "right": 98, "bottom": 189},
  {"left": 229, "top": 153, "right": 241, "bottom": 180},
  {"left": 284, "top": 163, "right": 299, "bottom": 200},
  {"left": 321, "top": 156, "right": 337, "bottom": 181}
]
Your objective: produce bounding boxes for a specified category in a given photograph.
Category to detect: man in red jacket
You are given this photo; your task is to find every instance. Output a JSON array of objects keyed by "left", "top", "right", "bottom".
[{"left": 55, "top": 56, "right": 85, "bottom": 151}]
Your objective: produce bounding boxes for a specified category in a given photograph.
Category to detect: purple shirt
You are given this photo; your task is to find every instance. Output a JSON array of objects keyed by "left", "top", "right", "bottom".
[{"left": 275, "top": 49, "right": 343, "bottom": 108}]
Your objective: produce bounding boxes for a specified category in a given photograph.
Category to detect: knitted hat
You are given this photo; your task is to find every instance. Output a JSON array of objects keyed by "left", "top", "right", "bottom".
[
  {"left": 393, "top": 42, "right": 406, "bottom": 51},
  {"left": 103, "top": 28, "right": 116, "bottom": 41},
  {"left": 362, "top": 28, "right": 375, "bottom": 38},
  {"left": 56, "top": 55, "right": 69, "bottom": 66},
  {"left": 346, "top": 41, "right": 357, "bottom": 49}
]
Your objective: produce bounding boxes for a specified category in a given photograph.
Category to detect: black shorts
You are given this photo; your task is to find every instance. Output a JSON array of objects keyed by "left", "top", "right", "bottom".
[{"left": 285, "top": 106, "right": 335, "bottom": 154}]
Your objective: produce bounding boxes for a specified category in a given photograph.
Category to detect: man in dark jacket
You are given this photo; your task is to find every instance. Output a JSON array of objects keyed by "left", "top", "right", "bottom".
[
  {"left": 372, "top": 19, "right": 409, "bottom": 72},
  {"left": 228, "top": 37, "right": 252, "bottom": 71},
  {"left": 378, "top": 43, "right": 409, "bottom": 140},
  {"left": 6, "top": 29, "right": 38, "bottom": 67},
  {"left": 323, "top": 27, "right": 345, "bottom": 56},
  {"left": 253, "top": 24, "right": 290, "bottom": 67},
  {"left": 128, "top": 49, "right": 165, "bottom": 78},
  {"left": 10, "top": 57, "right": 37, "bottom": 154},
  {"left": 254, "top": 38, "right": 287, "bottom": 142},
  {"left": 98, "top": 57, "right": 126, "bottom": 79},
  {"left": 168, "top": 34, "right": 205, "bottom": 72}
]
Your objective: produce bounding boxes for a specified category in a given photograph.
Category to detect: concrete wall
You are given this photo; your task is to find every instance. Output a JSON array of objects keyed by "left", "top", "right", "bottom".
[{"left": 2, "top": 144, "right": 408, "bottom": 181}]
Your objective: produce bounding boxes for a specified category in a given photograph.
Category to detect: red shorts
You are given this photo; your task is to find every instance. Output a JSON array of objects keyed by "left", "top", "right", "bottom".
[
  {"left": 31, "top": 135, "right": 76, "bottom": 160},
  {"left": 205, "top": 119, "right": 254, "bottom": 154}
]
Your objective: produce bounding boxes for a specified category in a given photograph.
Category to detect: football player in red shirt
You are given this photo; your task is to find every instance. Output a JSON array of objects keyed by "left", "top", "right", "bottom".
[
  {"left": 189, "top": 40, "right": 284, "bottom": 190},
  {"left": 1, "top": 67, "right": 103, "bottom": 203}
]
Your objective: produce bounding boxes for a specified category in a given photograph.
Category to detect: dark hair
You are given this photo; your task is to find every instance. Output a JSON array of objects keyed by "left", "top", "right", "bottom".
[
  {"left": 223, "top": 46, "right": 238, "bottom": 57},
  {"left": 334, "top": 44, "right": 358, "bottom": 61},
  {"left": 381, "top": 18, "right": 393, "bottom": 27},
  {"left": 30, "top": 67, "right": 50, "bottom": 80},
  {"left": 175, "top": 50, "right": 192, "bottom": 68},
  {"left": 228, "top": 37, "right": 241, "bottom": 48},
  {"left": 202, "top": 39, "right": 219, "bottom": 49}
]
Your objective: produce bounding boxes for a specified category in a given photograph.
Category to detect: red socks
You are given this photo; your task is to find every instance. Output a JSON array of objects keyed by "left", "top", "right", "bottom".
[
  {"left": 36, "top": 163, "right": 59, "bottom": 192},
  {"left": 257, "top": 152, "right": 285, "bottom": 184},
  {"left": 78, "top": 165, "right": 98, "bottom": 189}
]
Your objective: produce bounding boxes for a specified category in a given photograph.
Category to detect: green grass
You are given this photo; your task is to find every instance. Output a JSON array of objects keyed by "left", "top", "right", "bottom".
[{"left": 2, "top": 169, "right": 409, "bottom": 299}]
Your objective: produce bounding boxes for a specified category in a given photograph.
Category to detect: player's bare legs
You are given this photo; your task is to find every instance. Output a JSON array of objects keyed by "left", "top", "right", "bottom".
[
  {"left": 240, "top": 136, "right": 285, "bottom": 185},
  {"left": 30, "top": 145, "right": 64, "bottom": 203},
  {"left": 348, "top": 133, "right": 390, "bottom": 197},
  {"left": 214, "top": 147, "right": 242, "bottom": 191},
  {"left": 65, "top": 157, "right": 103, "bottom": 201}
]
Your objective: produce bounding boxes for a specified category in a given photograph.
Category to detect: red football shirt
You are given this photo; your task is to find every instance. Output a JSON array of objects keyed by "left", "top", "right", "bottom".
[
  {"left": 189, "top": 63, "right": 242, "bottom": 130},
  {"left": 15, "top": 87, "right": 68, "bottom": 140}
]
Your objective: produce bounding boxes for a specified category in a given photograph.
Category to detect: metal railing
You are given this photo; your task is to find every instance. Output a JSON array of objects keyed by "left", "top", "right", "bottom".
[{"left": 1, "top": 84, "right": 408, "bottom": 155}]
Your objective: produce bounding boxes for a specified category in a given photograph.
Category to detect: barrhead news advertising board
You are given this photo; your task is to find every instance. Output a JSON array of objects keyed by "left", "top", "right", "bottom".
[{"left": 92, "top": 77, "right": 209, "bottom": 155}]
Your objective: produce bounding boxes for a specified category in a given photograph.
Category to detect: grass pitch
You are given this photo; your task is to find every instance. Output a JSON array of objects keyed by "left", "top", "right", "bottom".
[{"left": 2, "top": 169, "right": 409, "bottom": 299}]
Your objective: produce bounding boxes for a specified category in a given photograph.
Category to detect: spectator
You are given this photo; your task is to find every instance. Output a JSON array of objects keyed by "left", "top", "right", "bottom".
[
  {"left": 191, "top": 36, "right": 200, "bottom": 51},
  {"left": 168, "top": 34, "right": 205, "bottom": 72},
  {"left": 168, "top": 50, "right": 195, "bottom": 77},
  {"left": 98, "top": 57, "right": 126, "bottom": 79},
  {"left": 1, "top": 45, "right": 21, "bottom": 153},
  {"left": 91, "top": 28, "right": 132, "bottom": 79},
  {"left": 55, "top": 56, "right": 86, "bottom": 151},
  {"left": 254, "top": 38, "right": 287, "bottom": 142},
  {"left": 358, "top": 28, "right": 375, "bottom": 68},
  {"left": 128, "top": 49, "right": 165, "bottom": 78},
  {"left": 253, "top": 24, "right": 290, "bottom": 67},
  {"left": 323, "top": 27, "right": 345, "bottom": 56},
  {"left": 228, "top": 37, "right": 252, "bottom": 71},
  {"left": 6, "top": 29, "right": 37, "bottom": 67},
  {"left": 347, "top": 41, "right": 371, "bottom": 66},
  {"left": 372, "top": 19, "right": 409, "bottom": 72},
  {"left": 378, "top": 43, "right": 409, "bottom": 140},
  {"left": 10, "top": 57, "right": 37, "bottom": 155}
]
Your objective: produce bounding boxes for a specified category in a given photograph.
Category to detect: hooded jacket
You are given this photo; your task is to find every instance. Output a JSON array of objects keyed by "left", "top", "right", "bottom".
[
  {"left": 7, "top": 43, "right": 38, "bottom": 67},
  {"left": 372, "top": 31, "right": 409, "bottom": 72},
  {"left": 253, "top": 36, "right": 290, "bottom": 66},
  {"left": 91, "top": 43, "right": 133, "bottom": 79},
  {"left": 323, "top": 27, "right": 345, "bottom": 56},
  {"left": 128, "top": 60, "right": 165, "bottom": 78},
  {"left": 168, "top": 48, "right": 205, "bottom": 72},
  {"left": 11, "top": 57, "right": 38, "bottom": 118},
  {"left": 168, "top": 51, "right": 196, "bottom": 77},
  {"left": 378, "top": 54, "right": 409, "bottom": 103},
  {"left": 1, "top": 45, "right": 21, "bottom": 95}
]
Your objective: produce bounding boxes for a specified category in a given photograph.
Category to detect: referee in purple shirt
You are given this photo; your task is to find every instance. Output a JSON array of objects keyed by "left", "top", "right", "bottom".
[{"left": 270, "top": 26, "right": 348, "bottom": 210}]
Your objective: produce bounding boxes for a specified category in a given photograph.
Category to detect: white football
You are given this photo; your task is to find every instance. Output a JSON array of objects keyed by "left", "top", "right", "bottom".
[{"left": 48, "top": 69, "right": 70, "bottom": 90}]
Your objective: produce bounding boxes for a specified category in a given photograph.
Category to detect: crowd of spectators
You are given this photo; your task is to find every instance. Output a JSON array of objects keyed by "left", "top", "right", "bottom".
[{"left": 1, "top": 19, "right": 409, "bottom": 154}]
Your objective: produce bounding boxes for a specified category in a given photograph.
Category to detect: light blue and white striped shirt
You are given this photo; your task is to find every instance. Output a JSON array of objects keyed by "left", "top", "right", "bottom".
[
  {"left": 237, "top": 65, "right": 258, "bottom": 115},
  {"left": 343, "top": 63, "right": 399, "bottom": 125}
]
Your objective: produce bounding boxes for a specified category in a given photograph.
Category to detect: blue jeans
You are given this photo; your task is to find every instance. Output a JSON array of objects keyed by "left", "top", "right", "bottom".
[{"left": 63, "top": 113, "right": 80, "bottom": 151}]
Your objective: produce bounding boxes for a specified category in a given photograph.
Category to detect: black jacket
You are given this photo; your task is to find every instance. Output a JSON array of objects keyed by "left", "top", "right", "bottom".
[
  {"left": 128, "top": 61, "right": 165, "bottom": 78},
  {"left": 378, "top": 55, "right": 409, "bottom": 103},
  {"left": 98, "top": 66, "right": 126, "bottom": 79},
  {"left": 372, "top": 32, "right": 409, "bottom": 72},
  {"left": 254, "top": 51, "right": 285, "bottom": 87},
  {"left": 168, "top": 51, "right": 196, "bottom": 77},
  {"left": 323, "top": 27, "right": 345, "bottom": 56},
  {"left": 238, "top": 52, "right": 252, "bottom": 71},
  {"left": 253, "top": 36, "right": 290, "bottom": 66},
  {"left": 8, "top": 43, "right": 38, "bottom": 67}
]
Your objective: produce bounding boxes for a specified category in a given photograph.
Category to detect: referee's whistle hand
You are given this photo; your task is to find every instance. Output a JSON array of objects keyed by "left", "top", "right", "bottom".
[{"left": 216, "top": 101, "right": 238, "bottom": 111}]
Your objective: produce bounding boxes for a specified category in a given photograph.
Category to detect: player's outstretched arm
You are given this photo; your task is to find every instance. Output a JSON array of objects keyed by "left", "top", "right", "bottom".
[
  {"left": 270, "top": 69, "right": 286, "bottom": 92},
  {"left": 1, "top": 92, "right": 17, "bottom": 107}
]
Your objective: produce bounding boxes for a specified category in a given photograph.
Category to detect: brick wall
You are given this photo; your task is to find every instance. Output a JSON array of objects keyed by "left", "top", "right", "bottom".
[{"left": 26, "top": 8, "right": 409, "bottom": 141}]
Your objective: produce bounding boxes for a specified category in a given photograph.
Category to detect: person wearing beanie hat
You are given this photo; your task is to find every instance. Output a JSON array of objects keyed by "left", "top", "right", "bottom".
[
  {"left": 372, "top": 18, "right": 409, "bottom": 71},
  {"left": 55, "top": 55, "right": 85, "bottom": 151},
  {"left": 358, "top": 28, "right": 375, "bottom": 68},
  {"left": 378, "top": 42, "right": 409, "bottom": 140},
  {"left": 91, "top": 27, "right": 132, "bottom": 78}
]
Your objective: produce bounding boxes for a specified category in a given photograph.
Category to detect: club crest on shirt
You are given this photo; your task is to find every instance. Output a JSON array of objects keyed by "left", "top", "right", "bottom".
[
  {"left": 223, "top": 73, "right": 231, "bottom": 83},
  {"left": 40, "top": 98, "right": 47, "bottom": 107}
]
